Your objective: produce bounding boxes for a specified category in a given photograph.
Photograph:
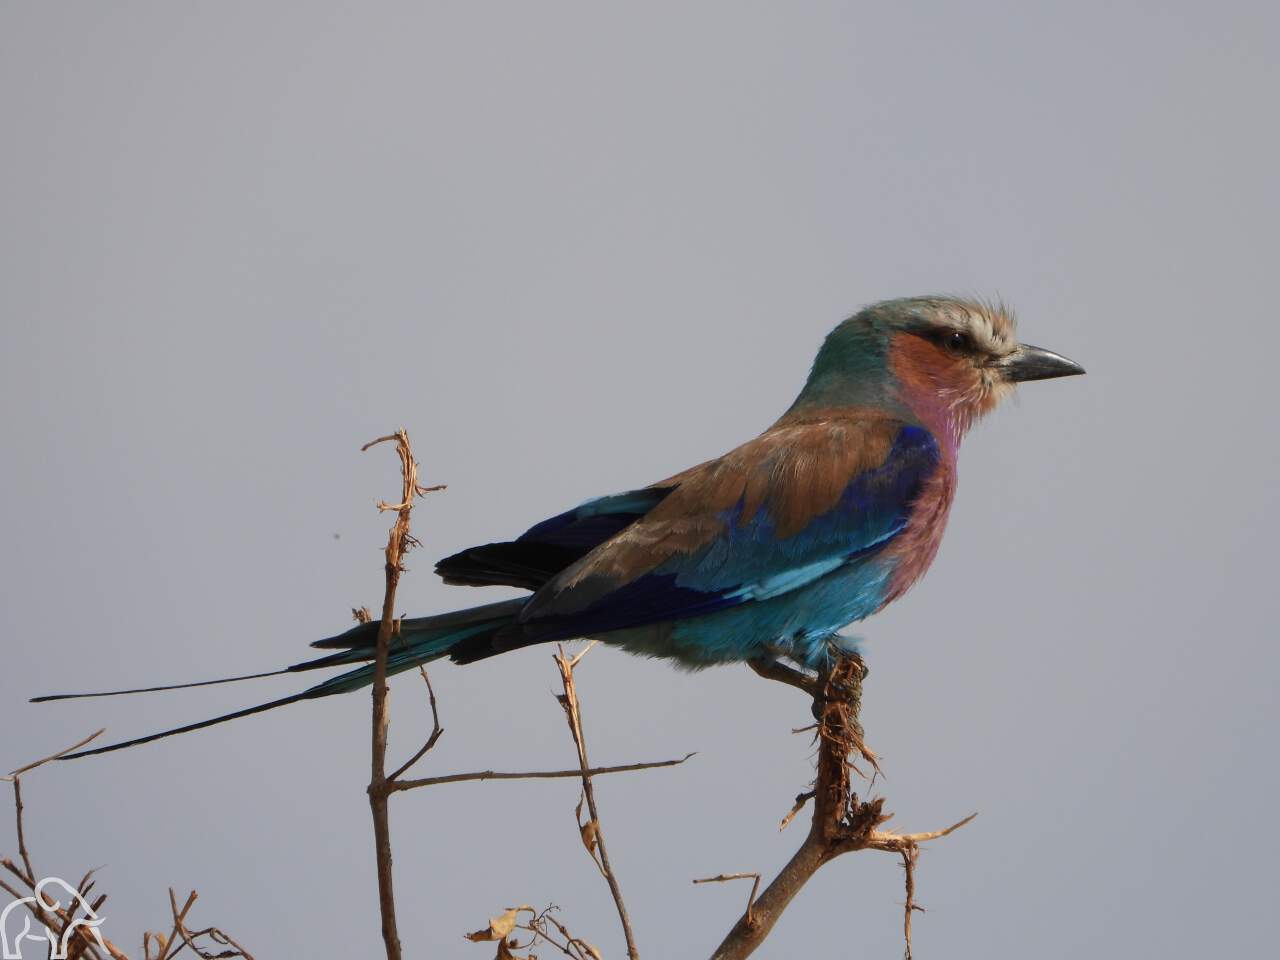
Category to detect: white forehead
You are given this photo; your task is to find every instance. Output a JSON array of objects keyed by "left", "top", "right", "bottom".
[{"left": 935, "top": 299, "right": 1018, "bottom": 356}]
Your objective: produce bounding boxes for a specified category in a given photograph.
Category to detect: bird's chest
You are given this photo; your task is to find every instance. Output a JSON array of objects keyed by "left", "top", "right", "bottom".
[{"left": 882, "top": 460, "right": 957, "bottom": 603}]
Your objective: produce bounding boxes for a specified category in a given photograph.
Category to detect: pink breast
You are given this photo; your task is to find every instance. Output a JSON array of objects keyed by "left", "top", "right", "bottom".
[{"left": 883, "top": 459, "right": 957, "bottom": 605}]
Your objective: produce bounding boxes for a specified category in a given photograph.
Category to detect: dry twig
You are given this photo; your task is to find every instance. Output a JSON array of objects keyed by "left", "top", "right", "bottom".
[
  {"left": 466, "top": 903, "right": 603, "bottom": 960},
  {"left": 359, "top": 432, "right": 693, "bottom": 959},
  {"left": 362, "top": 428, "right": 440, "bottom": 960},
  {"left": 708, "top": 653, "right": 977, "bottom": 959},
  {"left": 387, "top": 666, "right": 444, "bottom": 783},
  {"left": 5, "top": 732, "right": 252, "bottom": 960},
  {"left": 555, "top": 646, "right": 641, "bottom": 960},
  {"left": 692, "top": 874, "right": 762, "bottom": 928},
  {"left": 393, "top": 753, "right": 694, "bottom": 793},
  {"left": 2, "top": 731, "right": 125, "bottom": 960},
  {"left": 900, "top": 845, "right": 921, "bottom": 960},
  {"left": 778, "top": 790, "right": 816, "bottom": 832},
  {"left": 153, "top": 888, "right": 256, "bottom": 960}
]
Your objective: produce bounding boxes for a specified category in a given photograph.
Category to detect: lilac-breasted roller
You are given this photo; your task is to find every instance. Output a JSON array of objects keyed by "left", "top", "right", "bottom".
[{"left": 38, "top": 296, "right": 1083, "bottom": 758}]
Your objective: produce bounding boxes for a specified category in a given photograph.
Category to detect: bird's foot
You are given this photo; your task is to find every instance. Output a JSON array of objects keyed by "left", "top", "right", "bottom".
[
  {"left": 812, "top": 650, "right": 882, "bottom": 780},
  {"left": 747, "top": 656, "right": 820, "bottom": 695}
]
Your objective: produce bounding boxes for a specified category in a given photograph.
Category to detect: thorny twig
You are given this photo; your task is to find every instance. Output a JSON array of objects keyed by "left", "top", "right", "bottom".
[
  {"left": 363, "top": 428, "right": 441, "bottom": 960},
  {"left": 555, "top": 646, "right": 641, "bottom": 960},
  {"left": 708, "top": 653, "right": 977, "bottom": 959},
  {"left": 4, "top": 732, "right": 252, "bottom": 960}
]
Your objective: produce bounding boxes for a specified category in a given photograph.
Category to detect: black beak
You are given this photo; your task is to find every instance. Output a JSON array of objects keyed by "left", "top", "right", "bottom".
[{"left": 1000, "top": 343, "right": 1086, "bottom": 383}]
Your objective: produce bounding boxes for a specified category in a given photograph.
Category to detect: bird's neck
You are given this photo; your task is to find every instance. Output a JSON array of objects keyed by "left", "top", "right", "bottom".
[
  {"left": 785, "top": 330, "right": 979, "bottom": 456},
  {"left": 784, "top": 370, "right": 917, "bottom": 438},
  {"left": 784, "top": 371, "right": 964, "bottom": 458},
  {"left": 778, "top": 394, "right": 962, "bottom": 463}
]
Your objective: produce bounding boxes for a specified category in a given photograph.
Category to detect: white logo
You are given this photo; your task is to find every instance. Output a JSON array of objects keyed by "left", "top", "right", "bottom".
[{"left": 1, "top": 877, "right": 108, "bottom": 959}]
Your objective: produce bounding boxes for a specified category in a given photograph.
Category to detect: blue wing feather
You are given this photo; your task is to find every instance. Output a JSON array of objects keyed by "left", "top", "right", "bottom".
[
  {"left": 518, "top": 488, "right": 673, "bottom": 548},
  {"left": 515, "top": 424, "right": 939, "bottom": 641},
  {"left": 436, "top": 486, "right": 674, "bottom": 588}
]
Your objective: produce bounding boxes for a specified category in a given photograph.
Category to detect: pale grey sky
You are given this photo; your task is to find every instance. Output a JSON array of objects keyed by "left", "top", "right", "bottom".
[{"left": 2, "top": 2, "right": 1276, "bottom": 957}]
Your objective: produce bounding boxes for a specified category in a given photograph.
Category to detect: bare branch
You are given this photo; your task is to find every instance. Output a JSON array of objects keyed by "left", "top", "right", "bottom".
[
  {"left": 5, "top": 729, "right": 106, "bottom": 779},
  {"left": 536, "top": 909, "right": 604, "bottom": 960},
  {"left": 166, "top": 888, "right": 257, "bottom": 960},
  {"left": 1, "top": 818, "right": 126, "bottom": 959},
  {"left": 555, "top": 647, "right": 641, "bottom": 960},
  {"left": 900, "top": 846, "right": 921, "bottom": 960},
  {"left": 4, "top": 730, "right": 258, "bottom": 960},
  {"left": 387, "top": 667, "right": 444, "bottom": 783},
  {"left": 3, "top": 730, "right": 107, "bottom": 894},
  {"left": 868, "top": 812, "right": 978, "bottom": 850},
  {"left": 11, "top": 778, "right": 34, "bottom": 887},
  {"left": 392, "top": 753, "right": 695, "bottom": 792},
  {"left": 566, "top": 639, "right": 599, "bottom": 670},
  {"left": 778, "top": 791, "right": 815, "bottom": 832},
  {"left": 711, "top": 653, "right": 976, "bottom": 959},
  {"left": 364, "top": 427, "right": 439, "bottom": 960},
  {"left": 692, "top": 873, "right": 762, "bottom": 928}
]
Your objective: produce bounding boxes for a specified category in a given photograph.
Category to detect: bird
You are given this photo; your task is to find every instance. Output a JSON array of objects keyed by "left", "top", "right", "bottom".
[{"left": 36, "top": 296, "right": 1083, "bottom": 759}]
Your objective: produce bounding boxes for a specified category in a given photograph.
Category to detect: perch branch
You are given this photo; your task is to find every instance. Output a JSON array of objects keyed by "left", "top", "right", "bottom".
[
  {"left": 709, "top": 653, "right": 976, "bottom": 959},
  {"left": 746, "top": 658, "right": 818, "bottom": 696}
]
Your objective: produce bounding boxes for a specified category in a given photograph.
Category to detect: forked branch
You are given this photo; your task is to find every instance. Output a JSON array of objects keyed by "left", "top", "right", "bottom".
[
  {"left": 708, "top": 654, "right": 976, "bottom": 959},
  {"left": 363, "top": 428, "right": 432, "bottom": 960}
]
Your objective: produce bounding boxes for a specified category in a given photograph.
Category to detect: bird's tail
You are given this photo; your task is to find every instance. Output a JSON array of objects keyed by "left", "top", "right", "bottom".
[{"left": 34, "top": 598, "right": 527, "bottom": 760}]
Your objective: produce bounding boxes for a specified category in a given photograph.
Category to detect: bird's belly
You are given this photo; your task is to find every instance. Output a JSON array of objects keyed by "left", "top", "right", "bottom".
[{"left": 602, "top": 557, "right": 897, "bottom": 669}]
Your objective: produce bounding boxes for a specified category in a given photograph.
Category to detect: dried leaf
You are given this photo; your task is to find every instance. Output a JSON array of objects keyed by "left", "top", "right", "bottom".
[
  {"left": 466, "top": 907, "right": 521, "bottom": 942},
  {"left": 574, "top": 792, "right": 599, "bottom": 857},
  {"left": 579, "top": 818, "right": 599, "bottom": 856}
]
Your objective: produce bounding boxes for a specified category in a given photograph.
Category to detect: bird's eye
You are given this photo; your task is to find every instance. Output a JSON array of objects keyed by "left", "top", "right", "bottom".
[{"left": 914, "top": 325, "right": 977, "bottom": 355}]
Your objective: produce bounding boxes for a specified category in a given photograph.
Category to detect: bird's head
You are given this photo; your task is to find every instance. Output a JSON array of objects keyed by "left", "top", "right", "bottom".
[{"left": 788, "top": 296, "right": 1084, "bottom": 447}]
